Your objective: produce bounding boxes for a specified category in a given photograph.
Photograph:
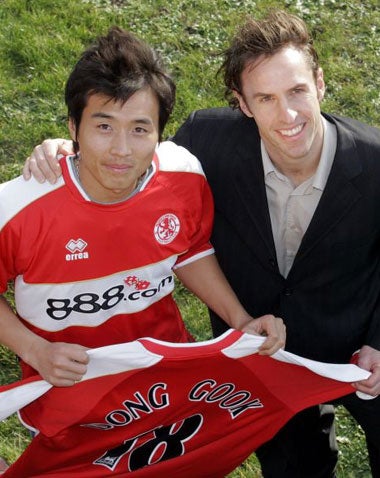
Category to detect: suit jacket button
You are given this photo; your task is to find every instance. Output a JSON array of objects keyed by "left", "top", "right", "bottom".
[{"left": 283, "top": 288, "right": 293, "bottom": 296}]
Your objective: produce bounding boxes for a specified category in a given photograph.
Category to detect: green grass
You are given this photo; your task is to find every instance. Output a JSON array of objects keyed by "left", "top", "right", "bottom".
[{"left": 0, "top": 0, "right": 379, "bottom": 476}]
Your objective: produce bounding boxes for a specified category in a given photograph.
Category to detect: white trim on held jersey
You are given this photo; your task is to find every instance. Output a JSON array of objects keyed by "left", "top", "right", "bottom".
[{"left": 0, "top": 330, "right": 372, "bottom": 422}]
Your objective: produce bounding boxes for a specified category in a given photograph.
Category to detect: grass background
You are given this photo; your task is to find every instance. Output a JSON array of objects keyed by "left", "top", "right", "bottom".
[{"left": 0, "top": 0, "right": 379, "bottom": 476}]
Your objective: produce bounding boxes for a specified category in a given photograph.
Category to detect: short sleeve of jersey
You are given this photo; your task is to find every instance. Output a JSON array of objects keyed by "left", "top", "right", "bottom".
[
  {"left": 0, "top": 177, "right": 27, "bottom": 293},
  {"left": 0, "top": 176, "right": 63, "bottom": 294},
  {"left": 0, "top": 223, "right": 16, "bottom": 294},
  {"left": 155, "top": 142, "right": 215, "bottom": 269}
]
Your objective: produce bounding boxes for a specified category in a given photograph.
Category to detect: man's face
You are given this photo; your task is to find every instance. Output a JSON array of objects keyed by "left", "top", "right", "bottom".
[
  {"left": 234, "top": 47, "right": 325, "bottom": 171},
  {"left": 69, "top": 88, "right": 159, "bottom": 203}
]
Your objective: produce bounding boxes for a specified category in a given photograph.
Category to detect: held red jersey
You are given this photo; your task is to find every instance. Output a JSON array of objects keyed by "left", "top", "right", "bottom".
[
  {"left": 0, "top": 142, "right": 214, "bottom": 377},
  {"left": 0, "top": 330, "right": 370, "bottom": 478}
]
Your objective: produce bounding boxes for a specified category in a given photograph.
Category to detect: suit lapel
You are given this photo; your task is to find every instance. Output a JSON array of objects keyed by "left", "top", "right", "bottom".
[
  {"left": 290, "top": 116, "right": 363, "bottom": 275},
  {"left": 228, "top": 127, "right": 278, "bottom": 269}
]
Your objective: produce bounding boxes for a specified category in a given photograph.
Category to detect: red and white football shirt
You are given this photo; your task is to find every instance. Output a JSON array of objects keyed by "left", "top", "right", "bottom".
[
  {"left": 0, "top": 330, "right": 370, "bottom": 477},
  {"left": 0, "top": 142, "right": 214, "bottom": 378}
]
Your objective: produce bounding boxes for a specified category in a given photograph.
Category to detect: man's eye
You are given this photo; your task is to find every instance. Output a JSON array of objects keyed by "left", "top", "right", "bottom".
[
  {"left": 98, "top": 124, "right": 111, "bottom": 130},
  {"left": 261, "top": 96, "right": 273, "bottom": 103}
]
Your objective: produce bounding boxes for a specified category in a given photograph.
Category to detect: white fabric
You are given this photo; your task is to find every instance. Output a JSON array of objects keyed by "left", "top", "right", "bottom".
[{"left": 0, "top": 330, "right": 372, "bottom": 422}]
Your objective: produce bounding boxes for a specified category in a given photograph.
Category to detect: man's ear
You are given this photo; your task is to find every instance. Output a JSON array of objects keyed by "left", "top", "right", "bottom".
[
  {"left": 68, "top": 118, "right": 77, "bottom": 141},
  {"left": 233, "top": 90, "right": 254, "bottom": 118},
  {"left": 316, "top": 67, "right": 326, "bottom": 102}
]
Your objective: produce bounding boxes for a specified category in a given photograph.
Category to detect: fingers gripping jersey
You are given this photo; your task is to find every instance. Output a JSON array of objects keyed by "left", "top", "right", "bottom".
[
  {"left": 0, "top": 330, "right": 370, "bottom": 478},
  {"left": 0, "top": 142, "right": 214, "bottom": 376}
]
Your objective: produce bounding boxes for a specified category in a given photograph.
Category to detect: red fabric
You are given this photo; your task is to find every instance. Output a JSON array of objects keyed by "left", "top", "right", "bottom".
[
  {"left": 2, "top": 330, "right": 362, "bottom": 478},
  {"left": 0, "top": 143, "right": 213, "bottom": 379}
]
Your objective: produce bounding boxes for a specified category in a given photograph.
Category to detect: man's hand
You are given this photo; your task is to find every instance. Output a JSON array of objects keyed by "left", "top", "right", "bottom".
[
  {"left": 23, "top": 138, "right": 73, "bottom": 184},
  {"left": 25, "top": 339, "right": 89, "bottom": 387},
  {"left": 241, "top": 314, "right": 286, "bottom": 356},
  {"left": 352, "top": 345, "right": 380, "bottom": 397}
]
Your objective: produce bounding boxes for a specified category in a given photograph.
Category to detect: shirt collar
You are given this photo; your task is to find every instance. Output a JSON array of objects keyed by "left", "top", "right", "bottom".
[{"left": 313, "top": 116, "right": 337, "bottom": 190}]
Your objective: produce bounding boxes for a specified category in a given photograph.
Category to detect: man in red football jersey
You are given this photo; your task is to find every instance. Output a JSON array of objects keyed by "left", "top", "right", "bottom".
[{"left": 0, "top": 27, "right": 284, "bottom": 391}]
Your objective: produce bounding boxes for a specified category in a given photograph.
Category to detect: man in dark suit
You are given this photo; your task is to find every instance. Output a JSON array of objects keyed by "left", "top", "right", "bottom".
[
  {"left": 173, "top": 10, "right": 380, "bottom": 478},
  {"left": 23, "top": 10, "right": 380, "bottom": 478}
]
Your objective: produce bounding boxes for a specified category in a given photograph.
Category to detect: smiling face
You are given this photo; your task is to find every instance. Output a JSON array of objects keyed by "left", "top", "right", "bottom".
[
  {"left": 69, "top": 88, "right": 159, "bottom": 203},
  {"left": 234, "top": 46, "right": 325, "bottom": 174}
]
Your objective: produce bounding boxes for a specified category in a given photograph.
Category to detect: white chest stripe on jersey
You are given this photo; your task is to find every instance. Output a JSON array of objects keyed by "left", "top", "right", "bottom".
[{"left": 15, "top": 256, "right": 177, "bottom": 332}]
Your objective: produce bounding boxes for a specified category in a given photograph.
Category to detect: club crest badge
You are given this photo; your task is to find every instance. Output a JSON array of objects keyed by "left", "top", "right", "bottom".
[{"left": 154, "top": 214, "right": 180, "bottom": 244}]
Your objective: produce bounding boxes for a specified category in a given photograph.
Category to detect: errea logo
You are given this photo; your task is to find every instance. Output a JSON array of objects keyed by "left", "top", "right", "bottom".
[{"left": 65, "top": 238, "right": 89, "bottom": 262}]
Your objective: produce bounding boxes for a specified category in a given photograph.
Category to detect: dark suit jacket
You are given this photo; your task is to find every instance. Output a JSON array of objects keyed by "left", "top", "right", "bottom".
[{"left": 173, "top": 107, "right": 380, "bottom": 363}]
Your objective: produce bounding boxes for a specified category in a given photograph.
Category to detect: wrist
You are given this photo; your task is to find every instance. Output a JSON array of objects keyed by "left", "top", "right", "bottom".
[
  {"left": 20, "top": 335, "right": 46, "bottom": 368},
  {"left": 230, "top": 313, "right": 255, "bottom": 331}
]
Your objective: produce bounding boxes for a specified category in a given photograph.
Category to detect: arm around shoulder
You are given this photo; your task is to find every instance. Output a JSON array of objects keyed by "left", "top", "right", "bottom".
[{"left": 23, "top": 138, "right": 74, "bottom": 184}]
